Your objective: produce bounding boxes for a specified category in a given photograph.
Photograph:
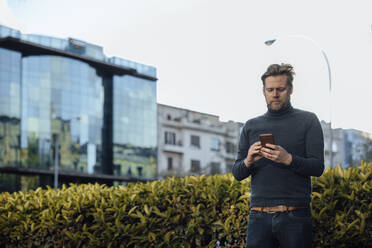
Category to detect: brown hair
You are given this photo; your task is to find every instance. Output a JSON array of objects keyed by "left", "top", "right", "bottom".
[{"left": 261, "top": 63, "right": 295, "bottom": 88}]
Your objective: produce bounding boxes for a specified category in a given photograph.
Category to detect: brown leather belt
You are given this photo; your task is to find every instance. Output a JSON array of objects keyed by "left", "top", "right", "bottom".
[{"left": 251, "top": 205, "right": 305, "bottom": 213}]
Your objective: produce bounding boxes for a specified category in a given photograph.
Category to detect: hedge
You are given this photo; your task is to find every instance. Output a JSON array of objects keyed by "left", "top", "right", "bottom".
[{"left": 0, "top": 161, "right": 371, "bottom": 247}]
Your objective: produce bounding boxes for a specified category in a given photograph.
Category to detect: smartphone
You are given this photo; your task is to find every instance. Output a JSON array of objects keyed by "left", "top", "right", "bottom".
[{"left": 259, "top": 134, "right": 275, "bottom": 148}]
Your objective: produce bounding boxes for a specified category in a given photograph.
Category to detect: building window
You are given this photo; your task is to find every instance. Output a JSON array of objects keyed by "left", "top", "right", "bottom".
[
  {"left": 210, "top": 138, "right": 220, "bottom": 151},
  {"left": 114, "top": 164, "right": 121, "bottom": 176},
  {"left": 191, "top": 135, "right": 200, "bottom": 148},
  {"left": 191, "top": 160, "right": 201, "bottom": 173},
  {"left": 137, "top": 166, "right": 143, "bottom": 177},
  {"left": 225, "top": 141, "right": 236, "bottom": 154},
  {"left": 165, "top": 131, "right": 176, "bottom": 145},
  {"left": 210, "top": 162, "right": 221, "bottom": 175},
  {"left": 167, "top": 114, "right": 171, "bottom": 120},
  {"left": 167, "top": 157, "right": 173, "bottom": 171}
]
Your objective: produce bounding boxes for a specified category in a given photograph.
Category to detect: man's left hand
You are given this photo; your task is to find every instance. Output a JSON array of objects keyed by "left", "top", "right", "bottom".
[{"left": 260, "top": 143, "right": 292, "bottom": 166}]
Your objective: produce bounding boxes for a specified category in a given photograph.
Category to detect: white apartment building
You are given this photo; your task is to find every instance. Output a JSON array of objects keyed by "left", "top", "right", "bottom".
[
  {"left": 321, "top": 121, "right": 372, "bottom": 168},
  {"left": 157, "top": 104, "right": 243, "bottom": 178}
]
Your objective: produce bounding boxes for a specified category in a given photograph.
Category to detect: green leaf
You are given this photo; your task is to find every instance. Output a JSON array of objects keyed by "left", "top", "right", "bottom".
[{"left": 144, "top": 204, "right": 151, "bottom": 215}]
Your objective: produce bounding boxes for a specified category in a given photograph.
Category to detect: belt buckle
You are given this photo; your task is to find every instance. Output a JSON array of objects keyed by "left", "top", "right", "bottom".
[
  {"left": 266, "top": 207, "right": 276, "bottom": 213},
  {"left": 269, "top": 205, "right": 287, "bottom": 213}
]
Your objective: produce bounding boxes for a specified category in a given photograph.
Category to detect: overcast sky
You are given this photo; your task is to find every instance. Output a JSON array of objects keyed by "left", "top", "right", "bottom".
[{"left": 1, "top": 0, "right": 372, "bottom": 133}]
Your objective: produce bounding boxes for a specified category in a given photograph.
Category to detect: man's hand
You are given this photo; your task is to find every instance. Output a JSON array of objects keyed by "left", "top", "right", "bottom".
[
  {"left": 260, "top": 143, "right": 292, "bottom": 165},
  {"left": 244, "top": 141, "right": 263, "bottom": 167}
]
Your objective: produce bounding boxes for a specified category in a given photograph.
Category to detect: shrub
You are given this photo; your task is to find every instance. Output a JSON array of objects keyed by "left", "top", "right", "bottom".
[
  {"left": 0, "top": 161, "right": 371, "bottom": 247},
  {"left": 311, "top": 161, "right": 372, "bottom": 247}
]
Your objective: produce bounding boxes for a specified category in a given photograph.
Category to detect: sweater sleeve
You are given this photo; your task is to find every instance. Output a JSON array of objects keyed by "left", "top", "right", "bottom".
[
  {"left": 289, "top": 114, "right": 325, "bottom": 177},
  {"left": 232, "top": 123, "right": 254, "bottom": 181}
]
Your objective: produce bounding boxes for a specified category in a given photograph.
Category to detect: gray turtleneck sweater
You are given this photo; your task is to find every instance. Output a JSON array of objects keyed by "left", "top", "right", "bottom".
[{"left": 232, "top": 103, "right": 324, "bottom": 207}]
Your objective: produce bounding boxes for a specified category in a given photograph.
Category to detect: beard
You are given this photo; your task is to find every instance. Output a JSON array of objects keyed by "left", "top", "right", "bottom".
[{"left": 266, "top": 96, "right": 291, "bottom": 112}]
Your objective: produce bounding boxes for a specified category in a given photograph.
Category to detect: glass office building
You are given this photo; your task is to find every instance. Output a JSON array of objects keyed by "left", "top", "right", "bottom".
[{"left": 0, "top": 25, "right": 157, "bottom": 192}]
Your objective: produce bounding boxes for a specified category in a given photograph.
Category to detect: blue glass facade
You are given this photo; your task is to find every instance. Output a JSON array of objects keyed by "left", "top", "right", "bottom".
[
  {"left": 113, "top": 75, "right": 157, "bottom": 178},
  {"left": 21, "top": 56, "right": 103, "bottom": 173},
  {"left": 0, "top": 48, "right": 22, "bottom": 166},
  {"left": 0, "top": 25, "right": 157, "bottom": 192}
]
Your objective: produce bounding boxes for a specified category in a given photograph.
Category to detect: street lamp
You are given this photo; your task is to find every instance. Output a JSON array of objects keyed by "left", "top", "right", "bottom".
[
  {"left": 52, "top": 115, "right": 81, "bottom": 189},
  {"left": 53, "top": 133, "right": 60, "bottom": 189},
  {"left": 264, "top": 35, "right": 334, "bottom": 167}
]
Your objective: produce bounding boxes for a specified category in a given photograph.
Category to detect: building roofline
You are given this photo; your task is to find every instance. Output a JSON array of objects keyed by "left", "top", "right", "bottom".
[
  {"left": 158, "top": 103, "right": 220, "bottom": 118},
  {"left": 321, "top": 120, "right": 372, "bottom": 137},
  {"left": 0, "top": 36, "right": 157, "bottom": 81}
]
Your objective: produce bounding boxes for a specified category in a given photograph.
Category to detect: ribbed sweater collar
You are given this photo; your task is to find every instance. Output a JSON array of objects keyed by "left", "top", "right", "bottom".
[{"left": 265, "top": 102, "right": 294, "bottom": 118}]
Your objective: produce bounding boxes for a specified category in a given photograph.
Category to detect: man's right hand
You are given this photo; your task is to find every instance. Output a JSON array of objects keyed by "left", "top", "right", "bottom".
[{"left": 244, "top": 141, "right": 263, "bottom": 167}]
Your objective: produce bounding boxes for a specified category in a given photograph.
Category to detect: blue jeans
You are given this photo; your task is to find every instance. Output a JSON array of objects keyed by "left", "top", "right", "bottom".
[{"left": 245, "top": 208, "right": 313, "bottom": 248}]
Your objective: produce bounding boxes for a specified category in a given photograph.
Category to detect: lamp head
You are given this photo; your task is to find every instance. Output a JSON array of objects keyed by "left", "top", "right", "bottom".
[{"left": 264, "top": 39, "right": 277, "bottom": 46}]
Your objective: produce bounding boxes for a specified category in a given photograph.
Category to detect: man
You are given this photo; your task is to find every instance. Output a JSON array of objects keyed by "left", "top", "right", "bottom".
[{"left": 232, "top": 63, "right": 324, "bottom": 248}]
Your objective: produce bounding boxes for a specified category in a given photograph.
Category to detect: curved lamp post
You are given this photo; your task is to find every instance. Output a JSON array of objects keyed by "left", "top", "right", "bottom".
[{"left": 264, "top": 35, "right": 334, "bottom": 167}]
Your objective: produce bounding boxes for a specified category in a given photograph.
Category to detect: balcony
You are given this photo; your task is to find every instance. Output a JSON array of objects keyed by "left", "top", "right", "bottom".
[
  {"left": 163, "top": 141, "right": 184, "bottom": 154},
  {"left": 224, "top": 152, "right": 236, "bottom": 160}
]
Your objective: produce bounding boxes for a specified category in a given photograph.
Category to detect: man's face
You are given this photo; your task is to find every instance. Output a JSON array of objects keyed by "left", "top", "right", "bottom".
[{"left": 263, "top": 75, "right": 293, "bottom": 111}]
